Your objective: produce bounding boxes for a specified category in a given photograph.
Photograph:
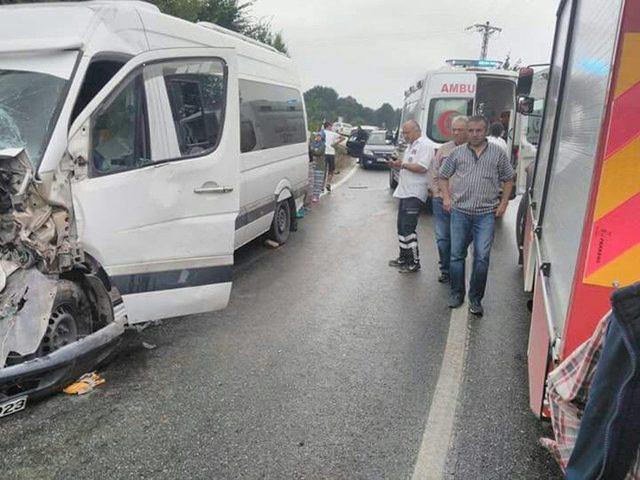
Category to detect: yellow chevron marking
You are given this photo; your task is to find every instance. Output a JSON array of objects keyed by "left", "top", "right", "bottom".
[
  {"left": 584, "top": 244, "right": 640, "bottom": 287},
  {"left": 594, "top": 137, "right": 640, "bottom": 220},
  {"left": 615, "top": 33, "right": 640, "bottom": 98}
]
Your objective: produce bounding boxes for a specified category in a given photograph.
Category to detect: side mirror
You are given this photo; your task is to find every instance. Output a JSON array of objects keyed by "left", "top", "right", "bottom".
[
  {"left": 518, "top": 96, "right": 535, "bottom": 115},
  {"left": 517, "top": 67, "right": 534, "bottom": 96}
]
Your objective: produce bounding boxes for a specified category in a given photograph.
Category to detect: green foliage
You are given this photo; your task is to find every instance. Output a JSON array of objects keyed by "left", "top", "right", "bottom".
[
  {"left": 148, "top": 0, "right": 289, "bottom": 54},
  {"left": 304, "top": 86, "right": 401, "bottom": 132}
]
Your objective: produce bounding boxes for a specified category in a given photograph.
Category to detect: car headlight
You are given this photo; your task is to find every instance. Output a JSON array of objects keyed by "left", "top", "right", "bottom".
[{"left": 363, "top": 147, "right": 373, "bottom": 156}]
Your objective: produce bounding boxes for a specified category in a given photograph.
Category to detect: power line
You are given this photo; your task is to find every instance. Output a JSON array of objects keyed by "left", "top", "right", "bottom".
[{"left": 465, "top": 21, "right": 502, "bottom": 60}]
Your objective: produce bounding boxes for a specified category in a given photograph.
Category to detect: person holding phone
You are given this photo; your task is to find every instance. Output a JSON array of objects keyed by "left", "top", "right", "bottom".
[{"left": 387, "top": 120, "right": 434, "bottom": 274}]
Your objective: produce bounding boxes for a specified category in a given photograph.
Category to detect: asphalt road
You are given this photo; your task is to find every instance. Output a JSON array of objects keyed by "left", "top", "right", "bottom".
[{"left": 1, "top": 166, "right": 562, "bottom": 479}]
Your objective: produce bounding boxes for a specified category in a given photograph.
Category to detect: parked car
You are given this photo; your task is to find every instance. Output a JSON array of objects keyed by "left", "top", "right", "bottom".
[{"left": 359, "top": 130, "right": 395, "bottom": 169}]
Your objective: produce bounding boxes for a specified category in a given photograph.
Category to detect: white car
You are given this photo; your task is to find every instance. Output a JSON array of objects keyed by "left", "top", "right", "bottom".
[{"left": 332, "top": 122, "right": 353, "bottom": 136}]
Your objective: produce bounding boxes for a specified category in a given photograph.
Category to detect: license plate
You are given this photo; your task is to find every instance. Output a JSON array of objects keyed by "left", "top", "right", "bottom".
[{"left": 0, "top": 396, "right": 27, "bottom": 418}]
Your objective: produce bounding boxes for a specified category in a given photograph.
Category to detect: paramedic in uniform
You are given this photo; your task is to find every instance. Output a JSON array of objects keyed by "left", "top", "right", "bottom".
[{"left": 387, "top": 120, "right": 435, "bottom": 273}]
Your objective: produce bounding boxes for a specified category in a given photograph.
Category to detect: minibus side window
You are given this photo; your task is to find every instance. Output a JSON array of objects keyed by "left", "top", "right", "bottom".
[
  {"left": 91, "top": 73, "right": 150, "bottom": 175},
  {"left": 162, "top": 59, "right": 226, "bottom": 157},
  {"left": 426, "top": 98, "right": 473, "bottom": 143},
  {"left": 239, "top": 80, "right": 306, "bottom": 153},
  {"left": 70, "top": 59, "right": 126, "bottom": 125}
]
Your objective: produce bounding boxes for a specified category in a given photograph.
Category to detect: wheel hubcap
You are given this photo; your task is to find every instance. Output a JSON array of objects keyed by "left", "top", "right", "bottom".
[
  {"left": 41, "top": 305, "right": 78, "bottom": 354},
  {"left": 277, "top": 207, "right": 287, "bottom": 233}
]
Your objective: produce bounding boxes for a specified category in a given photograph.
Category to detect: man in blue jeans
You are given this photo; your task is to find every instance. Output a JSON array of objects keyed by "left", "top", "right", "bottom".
[
  {"left": 429, "top": 116, "right": 468, "bottom": 283},
  {"left": 438, "top": 115, "right": 514, "bottom": 316}
]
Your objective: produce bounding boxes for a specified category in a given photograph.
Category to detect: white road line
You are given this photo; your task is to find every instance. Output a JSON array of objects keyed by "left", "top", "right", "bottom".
[
  {"left": 320, "top": 161, "right": 359, "bottom": 197},
  {"left": 411, "top": 302, "right": 470, "bottom": 480}
]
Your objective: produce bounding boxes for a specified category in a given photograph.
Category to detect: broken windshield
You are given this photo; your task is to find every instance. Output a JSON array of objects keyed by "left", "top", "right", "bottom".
[
  {"left": 0, "top": 67, "right": 69, "bottom": 167},
  {"left": 0, "top": 52, "right": 76, "bottom": 167}
]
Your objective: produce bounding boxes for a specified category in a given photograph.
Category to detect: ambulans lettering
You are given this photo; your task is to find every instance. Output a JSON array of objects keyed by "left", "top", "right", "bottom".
[{"left": 440, "top": 83, "right": 476, "bottom": 94}]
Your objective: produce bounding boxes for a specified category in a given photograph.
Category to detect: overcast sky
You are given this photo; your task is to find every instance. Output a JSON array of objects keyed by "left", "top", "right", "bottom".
[{"left": 251, "top": 0, "right": 559, "bottom": 109}]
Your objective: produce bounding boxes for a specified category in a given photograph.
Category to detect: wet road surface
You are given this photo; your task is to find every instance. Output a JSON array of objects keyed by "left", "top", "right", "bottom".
[{"left": 1, "top": 166, "right": 562, "bottom": 479}]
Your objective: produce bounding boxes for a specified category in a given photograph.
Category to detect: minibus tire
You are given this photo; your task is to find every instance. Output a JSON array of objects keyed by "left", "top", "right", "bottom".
[
  {"left": 269, "top": 200, "right": 291, "bottom": 244},
  {"left": 37, "top": 280, "right": 92, "bottom": 357}
]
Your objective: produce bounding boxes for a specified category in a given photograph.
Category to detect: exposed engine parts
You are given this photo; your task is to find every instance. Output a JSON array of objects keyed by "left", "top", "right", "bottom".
[{"left": 0, "top": 148, "right": 82, "bottom": 274}]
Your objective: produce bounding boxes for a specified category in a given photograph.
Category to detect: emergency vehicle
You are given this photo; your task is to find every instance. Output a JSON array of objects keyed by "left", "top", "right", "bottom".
[
  {"left": 518, "top": 0, "right": 640, "bottom": 416},
  {"left": 391, "top": 59, "right": 518, "bottom": 190}
]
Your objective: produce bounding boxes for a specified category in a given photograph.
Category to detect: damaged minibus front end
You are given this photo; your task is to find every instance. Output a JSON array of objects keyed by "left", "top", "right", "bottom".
[{"left": 0, "top": 148, "right": 125, "bottom": 414}]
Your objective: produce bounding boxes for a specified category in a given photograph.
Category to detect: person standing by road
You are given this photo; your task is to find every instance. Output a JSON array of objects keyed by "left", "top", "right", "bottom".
[
  {"left": 429, "top": 116, "right": 469, "bottom": 283},
  {"left": 322, "top": 122, "right": 340, "bottom": 192},
  {"left": 387, "top": 120, "right": 434, "bottom": 274},
  {"left": 438, "top": 115, "right": 514, "bottom": 315},
  {"left": 309, "top": 132, "right": 326, "bottom": 205}
]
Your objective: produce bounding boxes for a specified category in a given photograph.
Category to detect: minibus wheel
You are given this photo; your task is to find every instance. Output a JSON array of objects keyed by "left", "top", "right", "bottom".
[
  {"left": 269, "top": 200, "right": 291, "bottom": 244},
  {"left": 37, "top": 280, "right": 92, "bottom": 356}
]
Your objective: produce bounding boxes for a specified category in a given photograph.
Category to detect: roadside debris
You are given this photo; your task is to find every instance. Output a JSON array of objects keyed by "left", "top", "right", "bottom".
[
  {"left": 62, "top": 372, "right": 105, "bottom": 395},
  {"left": 264, "top": 239, "right": 280, "bottom": 249}
]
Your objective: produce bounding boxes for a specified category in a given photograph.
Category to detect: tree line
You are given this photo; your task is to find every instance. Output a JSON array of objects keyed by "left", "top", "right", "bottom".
[{"left": 304, "top": 86, "right": 402, "bottom": 132}]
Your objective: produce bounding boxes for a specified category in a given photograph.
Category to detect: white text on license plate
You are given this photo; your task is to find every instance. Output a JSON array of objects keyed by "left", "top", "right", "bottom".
[{"left": 0, "top": 396, "right": 27, "bottom": 418}]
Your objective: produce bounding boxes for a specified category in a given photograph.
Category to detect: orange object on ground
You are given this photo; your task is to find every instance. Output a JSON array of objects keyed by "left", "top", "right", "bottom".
[{"left": 63, "top": 372, "right": 105, "bottom": 395}]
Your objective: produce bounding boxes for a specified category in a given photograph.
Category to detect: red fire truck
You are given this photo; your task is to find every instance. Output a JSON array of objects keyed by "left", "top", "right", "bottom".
[{"left": 517, "top": 0, "right": 640, "bottom": 416}]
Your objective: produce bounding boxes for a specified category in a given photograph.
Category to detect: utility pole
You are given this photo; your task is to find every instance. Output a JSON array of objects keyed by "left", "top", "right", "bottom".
[{"left": 466, "top": 21, "right": 502, "bottom": 60}]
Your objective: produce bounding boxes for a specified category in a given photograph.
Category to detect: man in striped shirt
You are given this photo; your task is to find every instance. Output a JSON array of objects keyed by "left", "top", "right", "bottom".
[{"left": 438, "top": 115, "right": 514, "bottom": 316}]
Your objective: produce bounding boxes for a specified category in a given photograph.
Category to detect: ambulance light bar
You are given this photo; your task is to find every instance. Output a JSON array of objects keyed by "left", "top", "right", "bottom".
[{"left": 445, "top": 59, "right": 503, "bottom": 69}]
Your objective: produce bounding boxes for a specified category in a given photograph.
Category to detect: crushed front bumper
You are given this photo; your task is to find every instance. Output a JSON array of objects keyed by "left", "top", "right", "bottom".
[{"left": 0, "top": 321, "right": 125, "bottom": 405}]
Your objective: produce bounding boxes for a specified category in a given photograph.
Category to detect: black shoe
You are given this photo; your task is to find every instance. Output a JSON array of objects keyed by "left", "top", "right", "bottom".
[
  {"left": 326, "top": 184, "right": 332, "bottom": 192},
  {"left": 448, "top": 296, "right": 464, "bottom": 308},
  {"left": 438, "top": 272, "right": 450, "bottom": 283},
  {"left": 469, "top": 301, "right": 484, "bottom": 316},
  {"left": 388, "top": 258, "right": 406, "bottom": 268},
  {"left": 399, "top": 263, "right": 420, "bottom": 274}
]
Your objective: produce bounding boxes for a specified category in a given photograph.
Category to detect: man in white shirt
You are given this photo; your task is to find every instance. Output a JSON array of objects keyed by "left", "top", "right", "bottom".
[
  {"left": 387, "top": 120, "right": 435, "bottom": 273},
  {"left": 322, "top": 122, "right": 341, "bottom": 192},
  {"left": 487, "top": 122, "right": 509, "bottom": 155}
]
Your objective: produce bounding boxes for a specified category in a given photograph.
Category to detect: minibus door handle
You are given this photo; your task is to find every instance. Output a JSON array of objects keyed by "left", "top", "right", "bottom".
[{"left": 194, "top": 181, "right": 234, "bottom": 194}]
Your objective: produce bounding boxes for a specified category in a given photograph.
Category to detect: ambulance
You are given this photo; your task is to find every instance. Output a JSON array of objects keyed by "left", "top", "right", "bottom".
[
  {"left": 518, "top": 0, "right": 640, "bottom": 416},
  {"left": 391, "top": 59, "right": 518, "bottom": 190}
]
